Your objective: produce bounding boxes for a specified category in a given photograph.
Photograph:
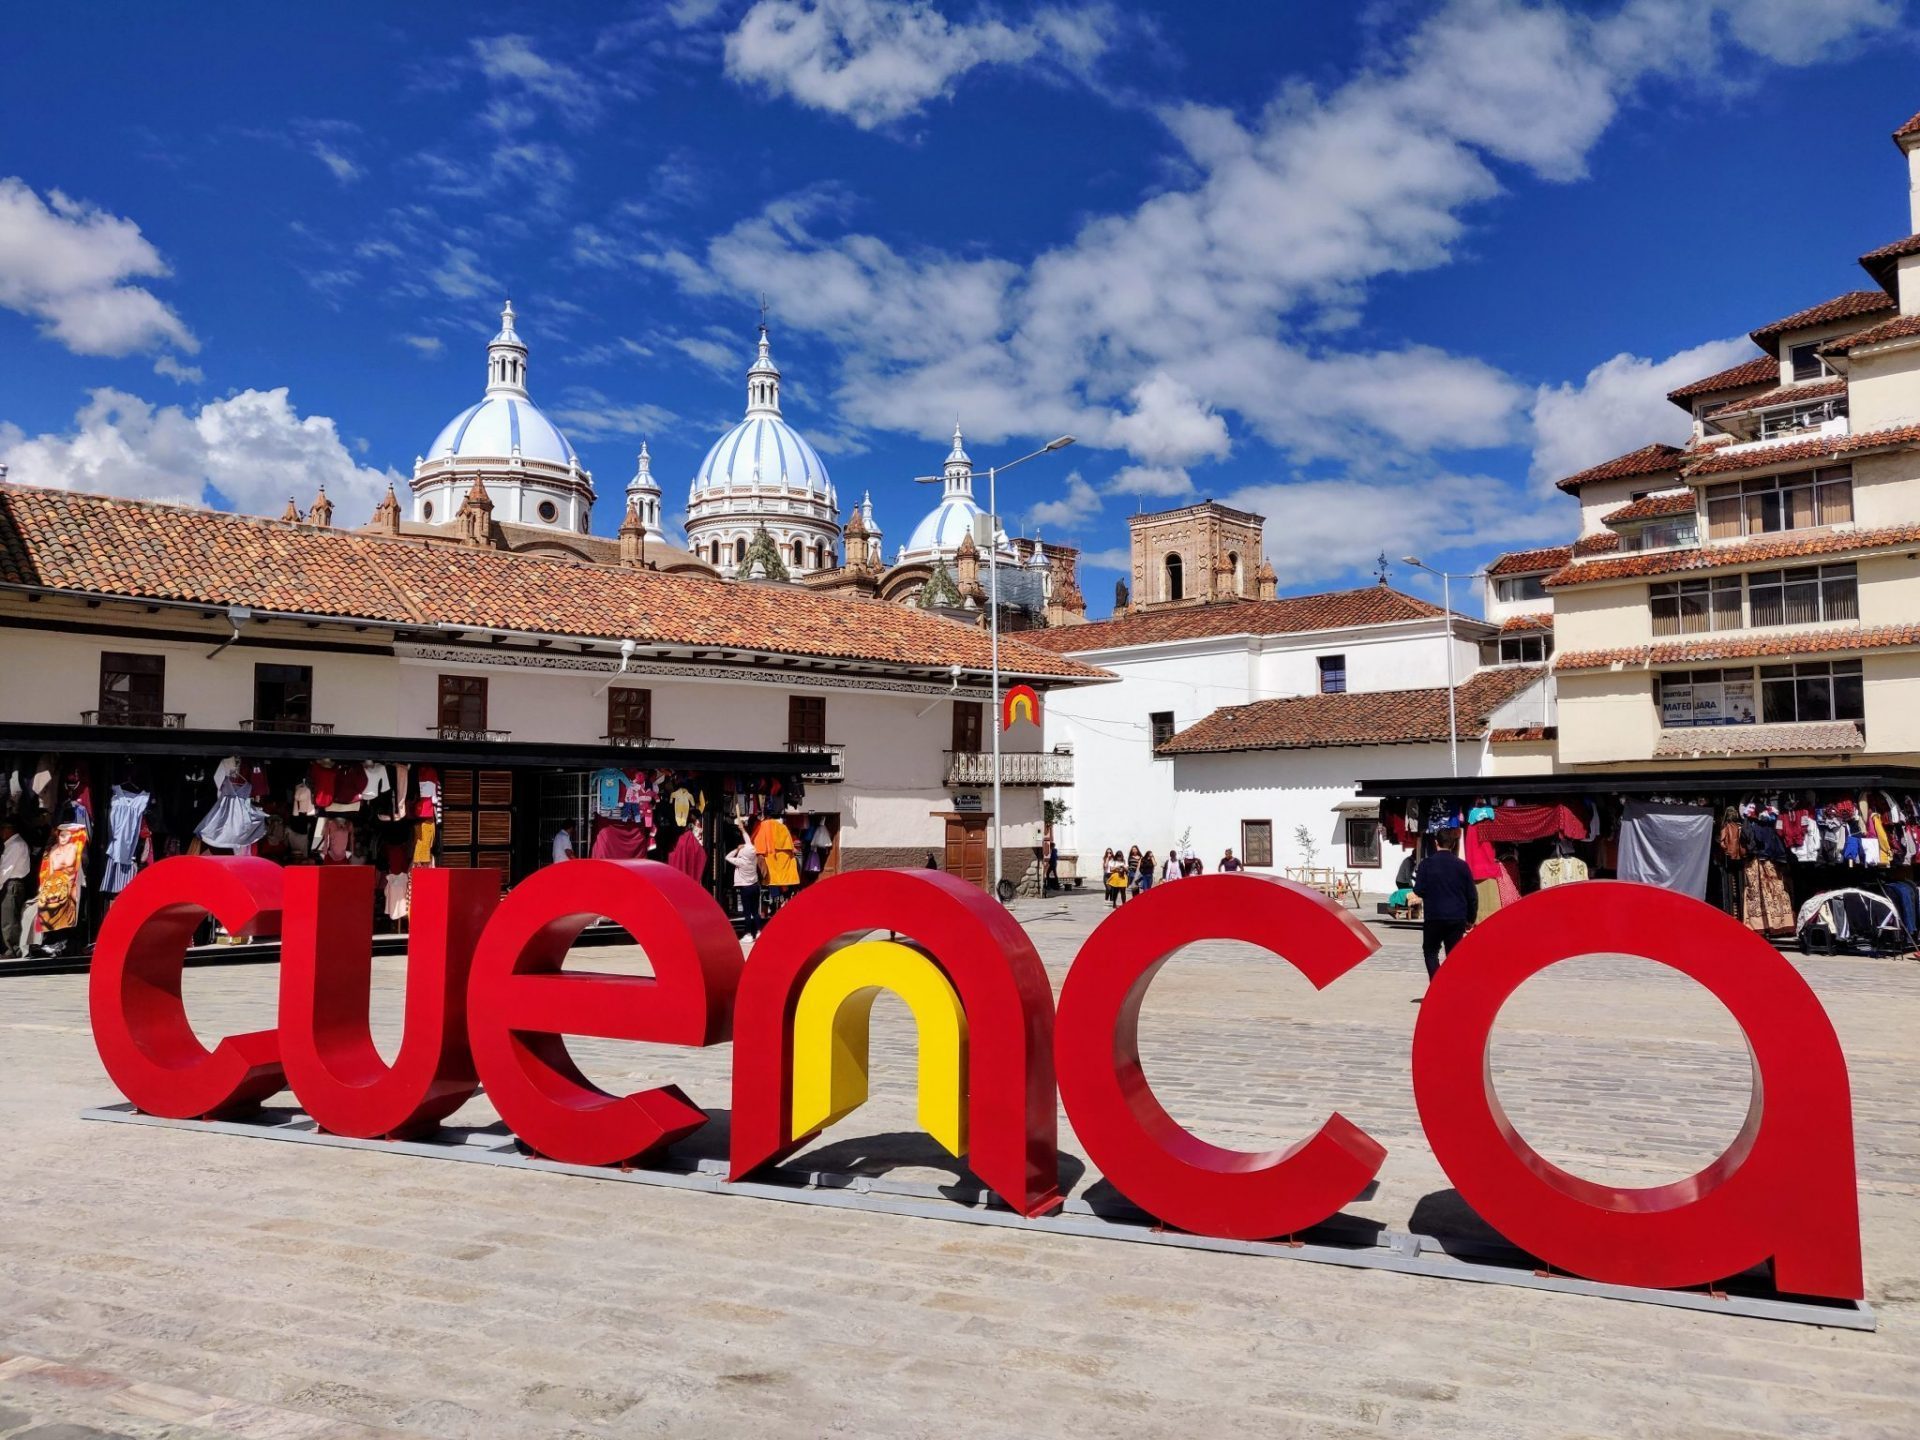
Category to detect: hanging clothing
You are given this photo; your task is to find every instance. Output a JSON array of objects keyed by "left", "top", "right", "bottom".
[
  {"left": 36, "top": 825, "right": 88, "bottom": 932},
  {"left": 1474, "top": 877, "right": 1501, "bottom": 918},
  {"left": 1537, "top": 854, "right": 1588, "bottom": 888},
  {"left": 1495, "top": 855, "right": 1522, "bottom": 910},
  {"left": 1485, "top": 804, "right": 1588, "bottom": 845},
  {"left": 412, "top": 820, "right": 436, "bottom": 866},
  {"left": 590, "top": 819, "right": 651, "bottom": 860},
  {"left": 1741, "top": 859, "right": 1795, "bottom": 936},
  {"left": 1460, "top": 821, "right": 1502, "bottom": 882},
  {"left": 670, "top": 787, "right": 695, "bottom": 827},
  {"left": 102, "top": 785, "right": 152, "bottom": 893},
  {"left": 668, "top": 828, "right": 706, "bottom": 883},
  {"left": 754, "top": 818, "right": 800, "bottom": 888},
  {"left": 1618, "top": 800, "right": 1713, "bottom": 899},
  {"left": 414, "top": 767, "right": 441, "bottom": 820},
  {"left": 591, "top": 767, "right": 627, "bottom": 818},
  {"left": 384, "top": 873, "right": 411, "bottom": 922},
  {"left": 196, "top": 774, "right": 267, "bottom": 851}
]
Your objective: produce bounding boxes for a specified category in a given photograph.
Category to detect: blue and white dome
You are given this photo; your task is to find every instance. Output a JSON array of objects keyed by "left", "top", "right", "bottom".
[
  {"left": 410, "top": 301, "right": 596, "bottom": 535},
  {"left": 693, "top": 413, "right": 830, "bottom": 497},
  {"left": 683, "top": 322, "right": 843, "bottom": 578},
  {"left": 427, "top": 394, "right": 579, "bottom": 467},
  {"left": 902, "top": 423, "right": 1013, "bottom": 562}
]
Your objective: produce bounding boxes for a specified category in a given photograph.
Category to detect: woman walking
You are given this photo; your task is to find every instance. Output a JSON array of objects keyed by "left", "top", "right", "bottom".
[
  {"left": 1138, "top": 849, "right": 1156, "bottom": 893},
  {"left": 1104, "top": 847, "right": 1128, "bottom": 908}
]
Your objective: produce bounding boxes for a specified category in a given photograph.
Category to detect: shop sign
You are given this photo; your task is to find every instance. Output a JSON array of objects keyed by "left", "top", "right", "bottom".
[
  {"left": 89, "top": 860, "right": 1864, "bottom": 1301},
  {"left": 952, "top": 794, "right": 984, "bottom": 812}
]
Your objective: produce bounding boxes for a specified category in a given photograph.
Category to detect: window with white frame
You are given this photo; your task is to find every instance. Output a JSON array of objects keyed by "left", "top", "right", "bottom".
[
  {"left": 1494, "top": 573, "right": 1547, "bottom": 603},
  {"left": 1498, "top": 633, "right": 1553, "bottom": 664},
  {"left": 1789, "top": 342, "right": 1832, "bottom": 382},
  {"left": 1747, "top": 563, "right": 1857, "bottom": 628}
]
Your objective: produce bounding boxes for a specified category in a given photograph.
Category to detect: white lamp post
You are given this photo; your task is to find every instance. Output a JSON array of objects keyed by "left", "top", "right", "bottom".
[
  {"left": 1401, "top": 557, "right": 1483, "bottom": 780},
  {"left": 918, "top": 434, "right": 1075, "bottom": 896}
]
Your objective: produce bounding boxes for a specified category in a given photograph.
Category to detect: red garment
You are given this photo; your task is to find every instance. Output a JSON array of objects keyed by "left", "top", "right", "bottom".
[
  {"left": 1461, "top": 821, "right": 1502, "bottom": 882},
  {"left": 308, "top": 763, "right": 338, "bottom": 809},
  {"left": 1485, "top": 804, "right": 1586, "bottom": 845},
  {"left": 414, "top": 766, "right": 440, "bottom": 819},
  {"left": 330, "top": 765, "right": 368, "bottom": 807},
  {"left": 591, "top": 818, "right": 651, "bottom": 859},
  {"left": 668, "top": 828, "right": 706, "bottom": 882},
  {"left": 1496, "top": 855, "right": 1522, "bottom": 909}
]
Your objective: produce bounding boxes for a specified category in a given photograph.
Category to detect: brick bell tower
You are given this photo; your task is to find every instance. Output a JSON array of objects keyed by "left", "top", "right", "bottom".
[{"left": 1125, "top": 501, "right": 1266, "bottom": 612}]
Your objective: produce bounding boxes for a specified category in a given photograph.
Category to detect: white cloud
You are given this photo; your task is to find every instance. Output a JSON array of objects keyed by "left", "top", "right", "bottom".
[
  {"left": 1106, "top": 373, "right": 1230, "bottom": 467},
  {"left": 724, "top": 0, "right": 1116, "bottom": 129},
  {"left": 1107, "top": 464, "right": 1193, "bottom": 498},
  {"left": 152, "top": 354, "right": 204, "bottom": 384},
  {"left": 1025, "top": 469, "right": 1102, "bottom": 532},
  {"left": 0, "top": 387, "right": 400, "bottom": 519},
  {"left": 0, "top": 177, "right": 197, "bottom": 358},
  {"left": 549, "top": 388, "right": 680, "bottom": 442},
  {"left": 400, "top": 334, "right": 445, "bottom": 357},
  {"left": 310, "top": 141, "right": 363, "bottom": 184},
  {"left": 1530, "top": 335, "right": 1755, "bottom": 489},
  {"left": 471, "top": 35, "right": 601, "bottom": 131},
  {"left": 428, "top": 245, "right": 498, "bottom": 301}
]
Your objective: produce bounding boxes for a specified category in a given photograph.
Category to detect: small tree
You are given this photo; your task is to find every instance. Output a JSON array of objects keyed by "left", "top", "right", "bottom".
[{"left": 1294, "top": 824, "right": 1319, "bottom": 868}]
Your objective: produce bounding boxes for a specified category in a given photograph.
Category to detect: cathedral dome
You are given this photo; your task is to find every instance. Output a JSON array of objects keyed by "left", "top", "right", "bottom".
[
  {"left": 901, "top": 423, "right": 1012, "bottom": 562},
  {"left": 692, "top": 413, "right": 831, "bottom": 498},
  {"left": 427, "top": 395, "right": 579, "bottom": 468}
]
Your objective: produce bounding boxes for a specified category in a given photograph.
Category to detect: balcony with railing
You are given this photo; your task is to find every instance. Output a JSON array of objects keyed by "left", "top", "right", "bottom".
[
  {"left": 81, "top": 709, "right": 186, "bottom": 729},
  {"left": 785, "top": 740, "right": 845, "bottom": 782},
  {"left": 239, "top": 717, "right": 336, "bottom": 734},
  {"left": 600, "top": 733, "right": 676, "bottom": 749},
  {"left": 943, "top": 749, "right": 1074, "bottom": 787},
  {"left": 432, "top": 725, "right": 512, "bottom": 743}
]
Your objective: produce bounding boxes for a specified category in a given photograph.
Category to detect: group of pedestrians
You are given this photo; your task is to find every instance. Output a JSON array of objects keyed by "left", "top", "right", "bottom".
[{"left": 1099, "top": 843, "right": 1243, "bottom": 907}]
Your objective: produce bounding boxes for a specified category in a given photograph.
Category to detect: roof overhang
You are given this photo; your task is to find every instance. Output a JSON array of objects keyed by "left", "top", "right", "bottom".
[{"left": 1360, "top": 765, "right": 1920, "bottom": 798}]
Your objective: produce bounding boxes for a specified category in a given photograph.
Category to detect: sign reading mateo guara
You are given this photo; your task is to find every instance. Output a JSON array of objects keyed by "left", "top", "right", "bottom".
[{"left": 89, "top": 858, "right": 1864, "bottom": 1302}]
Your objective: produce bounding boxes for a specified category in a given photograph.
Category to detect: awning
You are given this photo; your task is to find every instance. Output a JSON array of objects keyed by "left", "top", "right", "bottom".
[
  {"left": 0, "top": 722, "right": 813, "bottom": 776},
  {"left": 1360, "top": 764, "right": 1920, "bottom": 799},
  {"left": 1331, "top": 799, "right": 1378, "bottom": 816}
]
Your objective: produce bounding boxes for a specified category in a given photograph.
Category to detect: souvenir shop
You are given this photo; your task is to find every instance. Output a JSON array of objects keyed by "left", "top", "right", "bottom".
[
  {"left": 0, "top": 722, "right": 827, "bottom": 964},
  {"left": 1361, "top": 766, "right": 1920, "bottom": 944}
]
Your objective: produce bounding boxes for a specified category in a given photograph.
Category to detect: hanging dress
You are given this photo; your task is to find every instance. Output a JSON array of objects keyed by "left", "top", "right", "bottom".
[
  {"left": 36, "top": 824, "right": 89, "bottom": 932},
  {"left": 195, "top": 773, "right": 267, "bottom": 851},
  {"left": 102, "top": 785, "right": 152, "bottom": 893}
]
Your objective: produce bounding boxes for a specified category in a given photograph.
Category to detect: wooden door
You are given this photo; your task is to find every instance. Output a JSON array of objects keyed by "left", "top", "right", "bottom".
[
  {"left": 943, "top": 815, "right": 989, "bottom": 890},
  {"left": 438, "top": 768, "right": 515, "bottom": 887}
]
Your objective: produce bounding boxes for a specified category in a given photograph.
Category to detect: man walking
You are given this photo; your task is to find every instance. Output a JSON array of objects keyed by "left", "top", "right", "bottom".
[
  {"left": 1, "top": 820, "right": 29, "bottom": 957},
  {"left": 1412, "top": 828, "right": 1477, "bottom": 982},
  {"left": 550, "top": 821, "right": 575, "bottom": 864}
]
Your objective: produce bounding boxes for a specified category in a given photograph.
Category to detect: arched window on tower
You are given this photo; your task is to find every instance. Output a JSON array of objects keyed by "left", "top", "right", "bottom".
[
  {"left": 1165, "top": 552, "right": 1185, "bottom": 602},
  {"left": 814, "top": 542, "right": 826, "bottom": 569},
  {"left": 710, "top": 540, "right": 720, "bottom": 565},
  {"left": 1228, "top": 551, "right": 1242, "bottom": 596},
  {"left": 735, "top": 538, "right": 747, "bottom": 566},
  {"left": 792, "top": 539, "right": 804, "bottom": 567}
]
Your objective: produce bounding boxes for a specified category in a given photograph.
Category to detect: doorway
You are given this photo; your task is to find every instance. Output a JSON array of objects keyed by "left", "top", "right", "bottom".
[{"left": 943, "top": 814, "right": 989, "bottom": 889}]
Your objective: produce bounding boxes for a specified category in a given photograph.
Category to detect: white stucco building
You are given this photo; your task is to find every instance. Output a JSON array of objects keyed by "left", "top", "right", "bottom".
[{"left": 1027, "top": 502, "right": 1551, "bottom": 885}]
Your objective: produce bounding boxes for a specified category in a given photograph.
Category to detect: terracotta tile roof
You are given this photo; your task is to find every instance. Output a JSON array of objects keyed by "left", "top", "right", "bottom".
[
  {"left": 1823, "top": 312, "right": 1920, "bottom": 354},
  {"left": 1749, "top": 291, "right": 1897, "bottom": 348},
  {"left": 0, "top": 484, "right": 1108, "bottom": 682},
  {"left": 1486, "top": 545, "right": 1571, "bottom": 578},
  {"left": 1552, "top": 443, "right": 1686, "bottom": 495},
  {"left": 1602, "top": 492, "right": 1696, "bottom": 526},
  {"left": 1546, "top": 521, "right": 1920, "bottom": 589},
  {"left": 1679, "top": 422, "right": 1920, "bottom": 478},
  {"left": 1572, "top": 531, "right": 1622, "bottom": 557},
  {"left": 1653, "top": 722, "right": 1863, "bottom": 759},
  {"left": 1554, "top": 622, "right": 1920, "bottom": 672},
  {"left": 1666, "top": 355, "right": 1779, "bottom": 407},
  {"left": 1704, "top": 377, "right": 1848, "bottom": 421},
  {"left": 1489, "top": 724, "right": 1556, "bottom": 744},
  {"left": 1019, "top": 586, "right": 1445, "bottom": 653},
  {"left": 1858, "top": 232, "right": 1920, "bottom": 291},
  {"left": 1895, "top": 111, "right": 1920, "bottom": 140},
  {"left": 1157, "top": 666, "right": 1544, "bottom": 754},
  {"left": 1498, "top": 613, "right": 1553, "bottom": 633}
]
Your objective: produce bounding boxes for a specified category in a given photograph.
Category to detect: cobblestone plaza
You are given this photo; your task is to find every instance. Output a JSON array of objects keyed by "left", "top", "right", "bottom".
[{"left": 3, "top": 891, "right": 1916, "bottom": 1438}]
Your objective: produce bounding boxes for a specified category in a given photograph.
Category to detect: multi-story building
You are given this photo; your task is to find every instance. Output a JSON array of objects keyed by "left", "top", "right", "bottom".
[{"left": 1544, "top": 109, "right": 1920, "bottom": 771}]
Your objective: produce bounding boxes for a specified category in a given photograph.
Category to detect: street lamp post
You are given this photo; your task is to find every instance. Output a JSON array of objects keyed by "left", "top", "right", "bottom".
[
  {"left": 1401, "top": 556, "right": 1482, "bottom": 780},
  {"left": 918, "top": 434, "right": 1075, "bottom": 897}
]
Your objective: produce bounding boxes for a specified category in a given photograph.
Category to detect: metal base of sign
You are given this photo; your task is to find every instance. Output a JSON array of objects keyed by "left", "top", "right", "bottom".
[{"left": 80, "top": 1103, "right": 1875, "bottom": 1331}]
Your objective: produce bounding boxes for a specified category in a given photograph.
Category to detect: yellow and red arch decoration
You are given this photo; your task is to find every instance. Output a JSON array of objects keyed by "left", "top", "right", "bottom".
[
  {"left": 728, "top": 868, "right": 1060, "bottom": 1217},
  {"left": 1001, "top": 683, "right": 1041, "bottom": 731}
]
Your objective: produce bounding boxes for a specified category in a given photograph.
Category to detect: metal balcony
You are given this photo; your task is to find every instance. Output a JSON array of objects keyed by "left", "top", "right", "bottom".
[
  {"left": 943, "top": 750, "right": 1074, "bottom": 787},
  {"left": 432, "top": 725, "right": 512, "bottom": 743},
  {"left": 81, "top": 709, "right": 186, "bottom": 729},
  {"left": 785, "top": 741, "right": 845, "bottom": 782},
  {"left": 238, "top": 718, "right": 336, "bottom": 734},
  {"left": 600, "top": 733, "right": 677, "bottom": 749}
]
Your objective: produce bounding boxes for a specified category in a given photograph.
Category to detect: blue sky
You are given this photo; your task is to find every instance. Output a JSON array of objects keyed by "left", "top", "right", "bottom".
[{"left": 3, "top": 0, "right": 1917, "bottom": 615}]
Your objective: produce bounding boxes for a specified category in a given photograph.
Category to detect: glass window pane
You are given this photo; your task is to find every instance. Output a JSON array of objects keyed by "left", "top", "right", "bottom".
[
  {"left": 1762, "top": 679, "right": 1796, "bottom": 723},
  {"left": 1707, "top": 495, "right": 1741, "bottom": 539},
  {"left": 1823, "top": 571, "right": 1858, "bottom": 622},
  {"left": 1796, "top": 677, "right": 1832, "bottom": 722},
  {"left": 1751, "top": 491, "right": 1784, "bottom": 532},
  {"left": 1834, "top": 673, "right": 1864, "bottom": 720},
  {"left": 1749, "top": 581, "right": 1783, "bottom": 627},
  {"left": 1818, "top": 478, "right": 1854, "bottom": 524},
  {"left": 1785, "top": 485, "right": 1815, "bottom": 529}
]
